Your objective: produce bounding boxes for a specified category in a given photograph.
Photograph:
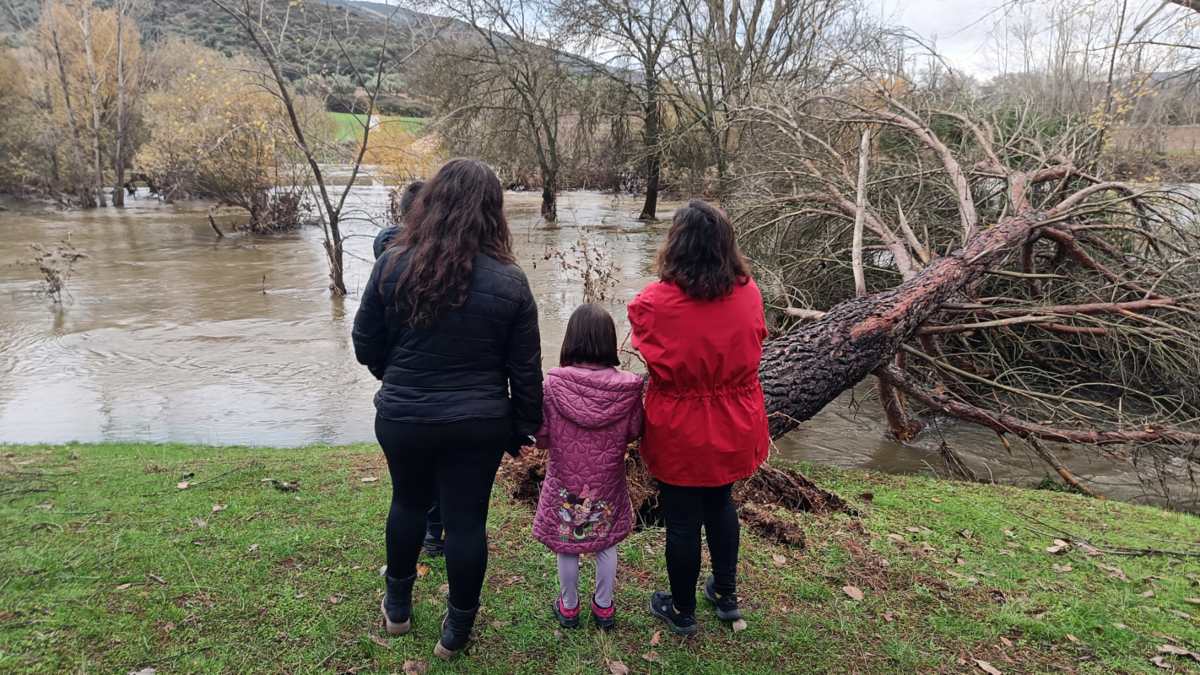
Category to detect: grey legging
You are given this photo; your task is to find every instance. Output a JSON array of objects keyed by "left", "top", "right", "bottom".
[{"left": 557, "top": 546, "right": 617, "bottom": 609}]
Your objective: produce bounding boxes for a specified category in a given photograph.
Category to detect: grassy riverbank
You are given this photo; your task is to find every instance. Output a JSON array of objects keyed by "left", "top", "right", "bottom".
[{"left": 1, "top": 444, "right": 1198, "bottom": 674}]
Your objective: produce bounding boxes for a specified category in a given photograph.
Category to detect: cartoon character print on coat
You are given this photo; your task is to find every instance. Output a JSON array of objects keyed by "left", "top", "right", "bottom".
[
  {"left": 532, "top": 365, "right": 644, "bottom": 555},
  {"left": 556, "top": 486, "right": 614, "bottom": 542}
]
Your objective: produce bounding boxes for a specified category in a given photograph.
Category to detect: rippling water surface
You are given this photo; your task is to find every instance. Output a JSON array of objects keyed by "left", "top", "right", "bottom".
[{"left": 0, "top": 186, "right": 1163, "bottom": 503}]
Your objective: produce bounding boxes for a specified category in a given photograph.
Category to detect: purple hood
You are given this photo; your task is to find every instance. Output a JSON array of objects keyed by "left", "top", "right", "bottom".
[{"left": 544, "top": 366, "right": 644, "bottom": 429}]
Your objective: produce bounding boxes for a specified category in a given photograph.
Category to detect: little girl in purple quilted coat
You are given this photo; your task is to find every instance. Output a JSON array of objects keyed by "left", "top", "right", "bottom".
[{"left": 533, "top": 304, "right": 644, "bottom": 630}]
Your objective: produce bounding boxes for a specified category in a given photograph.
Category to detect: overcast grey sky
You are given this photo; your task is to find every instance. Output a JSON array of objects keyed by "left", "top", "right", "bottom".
[{"left": 875, "top": 0, "right": 1176, "bottom": 77}]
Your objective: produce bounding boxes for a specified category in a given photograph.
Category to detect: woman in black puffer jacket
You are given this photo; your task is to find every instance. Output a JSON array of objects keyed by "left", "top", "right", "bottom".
[{"left": 353, "top": 158, "right": 542, "bottom": 659}]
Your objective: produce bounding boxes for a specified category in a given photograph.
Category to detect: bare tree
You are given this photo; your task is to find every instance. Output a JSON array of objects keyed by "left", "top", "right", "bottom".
[
  {"left": 110, "top": 0, "right": 140, "bottom": 207},
  {"left": 211, "top": 0, "right": 431, "bottom": 295},
  {"left": 434, "top": 0, "right": 573, "bottom": 221},
  {"left": 79, "top": 1, "right": 107, "bottom": 207},
  {"left": 670, "top": 0, "right": 847, "bottom": 195},
  {"left": 556, "top": 0, "right": 679, "bottom": 220}
]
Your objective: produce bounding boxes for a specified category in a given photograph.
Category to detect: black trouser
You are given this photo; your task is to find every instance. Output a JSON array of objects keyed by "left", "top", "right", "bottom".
[
  {"left": 426, "top": 501, "right": 443, "bottom": 543},
  {"left": 658, "top": 481, "right": 740, "bottom": 615},
  {"left": 375, "top": 415, "right": 507, "bottom": 610}
]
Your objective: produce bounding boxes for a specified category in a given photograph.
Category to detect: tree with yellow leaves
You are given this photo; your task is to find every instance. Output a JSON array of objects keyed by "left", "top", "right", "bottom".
[{"left": 137, "top": 40, "right": 321, "bottom": 232}]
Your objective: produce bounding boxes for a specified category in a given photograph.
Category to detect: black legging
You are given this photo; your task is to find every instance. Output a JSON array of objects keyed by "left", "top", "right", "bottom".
[
  {"left": 659, "top": 481, "right": 740, "bottom": 615},
  {"left": 375, "top": 415, "right": 507, "bottom": 610}
]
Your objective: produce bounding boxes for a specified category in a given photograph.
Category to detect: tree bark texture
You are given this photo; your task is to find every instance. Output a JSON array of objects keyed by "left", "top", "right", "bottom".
[{"left": 759, "top": 212, "right": 1041, "bottom": 439}]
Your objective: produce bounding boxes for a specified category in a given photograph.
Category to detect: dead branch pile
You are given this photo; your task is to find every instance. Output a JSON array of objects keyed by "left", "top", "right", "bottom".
[{"left": 497, "top": 444, "right": 847, "bottom": 547}]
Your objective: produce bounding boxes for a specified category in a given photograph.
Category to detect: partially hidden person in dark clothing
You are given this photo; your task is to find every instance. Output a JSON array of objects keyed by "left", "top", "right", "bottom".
[
  {"left": 629, "top": 200, "right": 770, "bottom": 637},
  {"left": 373, "top": 180, "right": 424, "bottom": 258},
  {"left": 353, "top": 158, "right": 542, "bottom": 659},
  {"left": 372, "top": 179, "right": 445, "bottom": 558}
]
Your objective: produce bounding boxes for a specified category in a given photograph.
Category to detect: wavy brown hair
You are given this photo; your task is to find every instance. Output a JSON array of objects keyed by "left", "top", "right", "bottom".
[
  {"left": 658, "top": 200, "right": 750, "bottom": 300},
  {"left": 387, "top": 159, "right": 514, "bottom": 326}
]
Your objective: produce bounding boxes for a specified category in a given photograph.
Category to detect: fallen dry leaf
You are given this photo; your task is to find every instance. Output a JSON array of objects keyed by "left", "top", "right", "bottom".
[
  {"left": 650, "top": 630, "right": 661, "bottom": 646},
  {"left": 975, "top": 658, "right": 1002, "bottom": 675},
  {"left": 1077, "top": 542, "right": 1103, "bottom": 556},
  {"left": 327, "top": 595, "right": 342, "bottom": 605},
  {"left": 115, "top": 582, "right": 133, "bottom": 591},
  {"left": 883, "top": 611, "right": 895, "bottom": 623},
  {"left": 606, "top": 660, "right": 630, "bottom": 675},
  {"left": 931, "top": 497, "right": 943, "bottom": 503},
  {"left": 211, "top": 503, "right": 226, "bottom": 513},
  {"left": 402, "top": 660, "right": 428, "bottom": 674},
  {"left": 731, "top": 618, "right": 748, "bottom": 632},
  {"left": 147, "top": 574, "right": 167, "bottom": 585},
  {"left": 1003, "top": 529, "right": 1016, "bottom": 538},
  {"left": 886, "top": 533, "right": 906, "bottom": 545},
  {"left": 1168, "top": 609, "right": 1193, "bottom": 620},
  {"left": 1158, "top": 644, "right": 1194, "bottom": 657},
  {"left": 1096, "top": 562, "right": 1129, "bottom": 582},
  {"left": 999, "top": 636, "right": 1014, "bottom": 648},
  {"left": 191, "top": 517, "right": 207, "bottom": 529},
  {"left": 842, "top": 585, "right": 864, "bottom": 601},
  {"left": 958, "top": 529, "right": 974, "bottom": 540},
  {"left": 1046, "top": 539, "right": 1071, "bottom": 555},
  {"left": 641, "top": 651, "right": 662, "bottom": 664},
  {"left": 771, "top": 554, "right": 787, "bottom": 567},
  {"left": 1151, "top": 655, "right": 1171, "bottom": 669},
  {"left": 176, "top": 481, "right": 190, "bottom": 490},
  {"left": 1113, "top": 623, "right": 1129, "bottom": 630},
  {"left": 1052, "top": 564, "right": 1073, "bottom": 573},
  {"left": 416, "top": 563, "right": 430, "bottom": 577},
  {"left": 360, "top": 476, "right": 379, "bottom": 484},
  {"left": 369, "top": 634, "right": 390, "bottom": 649},
  {"left": 128, "top": 669, "right": 156, "bottom": 675},
  {"left": 1065, "top": 634, "right": 1079, "bottom": 643},
  {"left": 1142, "top": 590, "right": 1156, "bottom": 598}
]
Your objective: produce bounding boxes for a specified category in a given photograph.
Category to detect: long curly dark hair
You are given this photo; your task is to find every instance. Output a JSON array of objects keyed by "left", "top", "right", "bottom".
[
  {"left": 658, "top": 199, "right": 751, "bottom": 300},
  {"left": 387, "top": 159, "right": 514, "bottom": 326}
]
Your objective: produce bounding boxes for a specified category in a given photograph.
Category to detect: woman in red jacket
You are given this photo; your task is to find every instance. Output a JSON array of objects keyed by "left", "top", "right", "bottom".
[{"left": 630, "top": 199, "right": 770, "bottom": 636}]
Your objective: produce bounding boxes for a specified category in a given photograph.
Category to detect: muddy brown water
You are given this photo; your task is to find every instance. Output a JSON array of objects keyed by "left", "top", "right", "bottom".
[{"left": 0, "top": 187, "right": 1171, "bottom": 504}]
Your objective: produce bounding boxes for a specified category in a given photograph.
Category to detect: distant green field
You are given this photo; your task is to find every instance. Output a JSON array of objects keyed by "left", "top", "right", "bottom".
[{"left": 329, "top": 112, "right": 427, "bottom": 142}]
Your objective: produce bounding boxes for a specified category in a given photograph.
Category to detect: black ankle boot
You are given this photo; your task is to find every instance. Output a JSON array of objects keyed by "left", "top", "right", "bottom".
[
  {"left": 381, "top": 573, "right": 416, "bottom": 635},
  {"left": 433, "top": 600, "right": 478, "bottom": 659}
]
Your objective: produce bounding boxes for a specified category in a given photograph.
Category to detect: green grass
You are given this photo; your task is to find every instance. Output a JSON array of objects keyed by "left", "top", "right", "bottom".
[
  {"left": 2, "top": 444, "right": 1199, "bottom": 673},
  {"left": 329, "top": 112, "right": 426, "bottom": 143}
]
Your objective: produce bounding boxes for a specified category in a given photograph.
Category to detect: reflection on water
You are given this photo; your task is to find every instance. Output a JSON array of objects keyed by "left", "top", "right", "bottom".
[{"left": 0, "top": 187, "right": 1160, "bottom": 502}]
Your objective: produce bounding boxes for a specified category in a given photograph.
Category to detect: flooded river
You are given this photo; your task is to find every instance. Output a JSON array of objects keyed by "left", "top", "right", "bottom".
[{"left": 0, "top": 186, "right": 1165, "bottom": 503}]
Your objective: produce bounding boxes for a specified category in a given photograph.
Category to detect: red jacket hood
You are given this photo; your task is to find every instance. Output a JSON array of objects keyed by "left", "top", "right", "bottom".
[{"left": 544, "top": 366, "right": 644, "bottom": 430}]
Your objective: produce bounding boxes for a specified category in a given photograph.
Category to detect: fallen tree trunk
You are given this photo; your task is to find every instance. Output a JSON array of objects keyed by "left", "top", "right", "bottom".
[{"left": 759, "top": 212, "right": 1042, "bottom": 437}]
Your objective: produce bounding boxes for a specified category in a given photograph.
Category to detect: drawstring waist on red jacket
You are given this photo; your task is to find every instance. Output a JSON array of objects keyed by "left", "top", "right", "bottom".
[{"left": 646, "top": 378, "right": 762, "bottom": 400}]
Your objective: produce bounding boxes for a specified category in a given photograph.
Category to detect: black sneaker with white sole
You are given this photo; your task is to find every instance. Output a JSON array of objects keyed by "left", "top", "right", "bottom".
[
  {"left": 648, "top": 591, "right": 699, "bottom": 636},
  {"left": 704, "top": 575, "right": 742, "bottom": 622}
]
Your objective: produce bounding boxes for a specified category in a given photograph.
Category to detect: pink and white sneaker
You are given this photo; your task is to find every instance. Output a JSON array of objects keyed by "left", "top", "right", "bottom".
[
  {"left": 553, "top": 595, "right": 580, "bottom": 628},
  {"left": 591, "top": 596, "right": 616, "bottom": 630}
]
